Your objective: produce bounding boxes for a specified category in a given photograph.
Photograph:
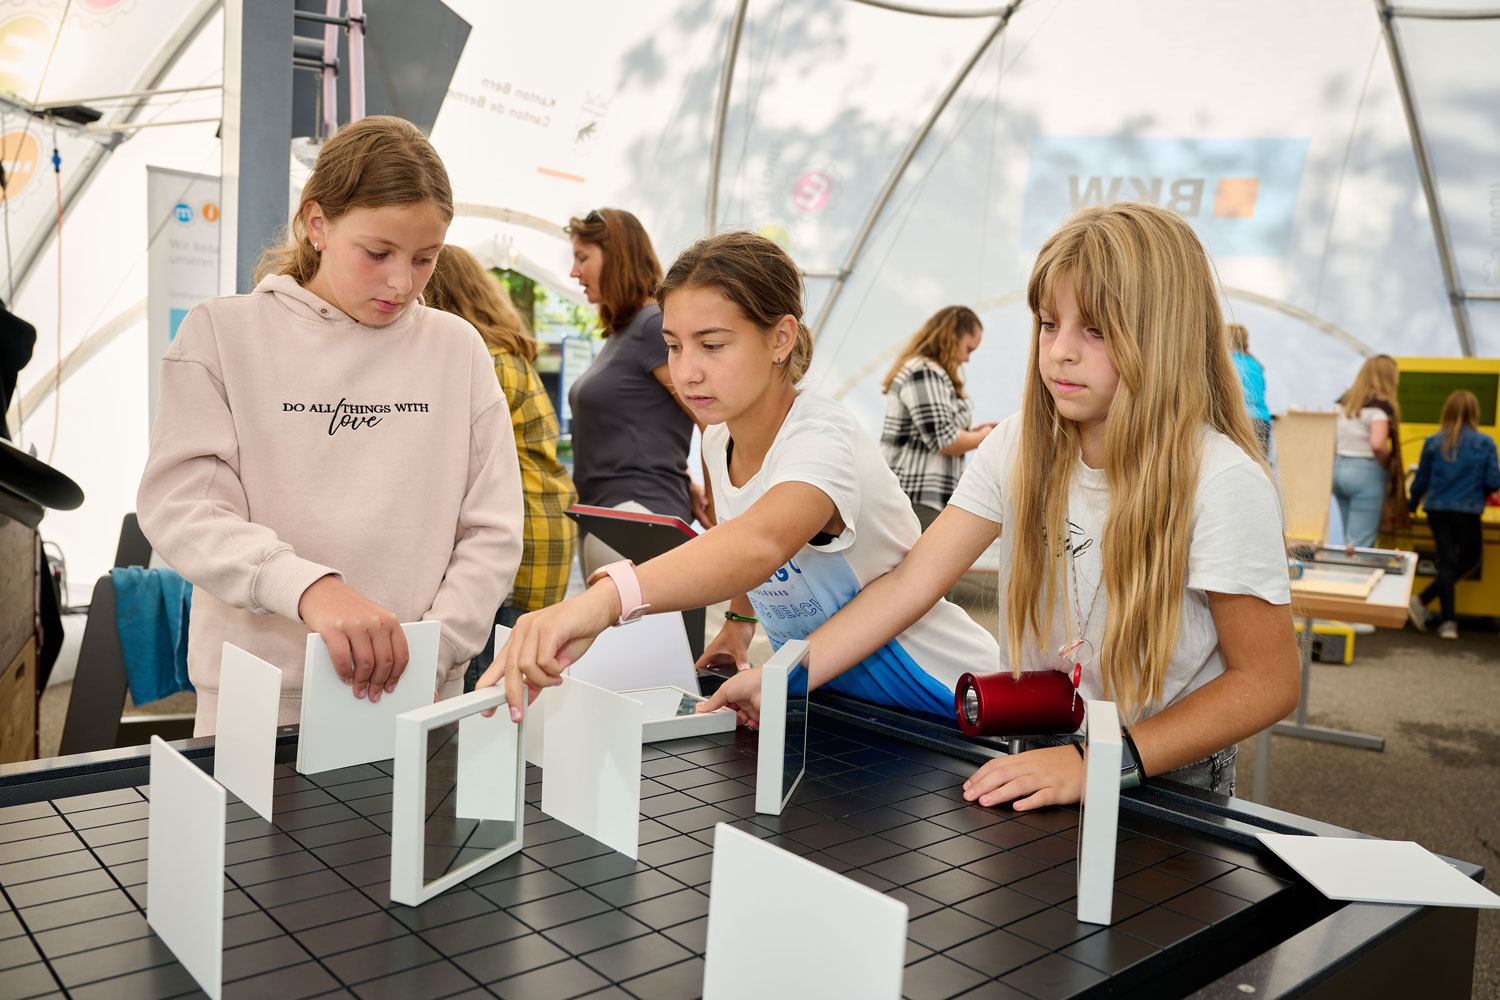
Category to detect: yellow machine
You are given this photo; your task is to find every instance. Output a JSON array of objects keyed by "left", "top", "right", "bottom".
[
  {"left": 1293, "top": 620, "right": 1356, "bottom": 664},
  {"left": 1379, "top": 356, "right": 1500, "bottom": 619}
]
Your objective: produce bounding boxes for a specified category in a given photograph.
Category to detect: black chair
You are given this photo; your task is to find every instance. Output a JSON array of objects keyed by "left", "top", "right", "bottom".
[{"left": 57, "top": 515, "right": 193, "bottom": 753}]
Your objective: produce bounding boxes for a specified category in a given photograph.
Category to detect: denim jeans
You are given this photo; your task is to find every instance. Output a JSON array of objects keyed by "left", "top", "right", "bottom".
[
  {"left": 463, "top": 604, "right": 526, "bottom": 692},
  {"left": 1332, "top": 454, "right": 1388, "bottom": 548}
]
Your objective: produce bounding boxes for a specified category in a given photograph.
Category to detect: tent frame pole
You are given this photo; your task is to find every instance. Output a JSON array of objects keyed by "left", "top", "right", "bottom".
[
  {"left": 706, "top": 0, "right": 751, "bottom": 237},
  {"left": 7, "top": 0, "right": 219, "bottom": 302},
  {"left": 811, "top": 5, "right": 1016, "bottom": 338},
  {"left": 1376, "top": 0, "right": 1474, "bottom": 356}
]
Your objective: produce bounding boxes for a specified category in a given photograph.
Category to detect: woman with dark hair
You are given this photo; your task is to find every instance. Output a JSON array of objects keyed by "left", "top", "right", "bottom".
[{"left": 565, "top": 208, "right": 707, "bottom": 577}]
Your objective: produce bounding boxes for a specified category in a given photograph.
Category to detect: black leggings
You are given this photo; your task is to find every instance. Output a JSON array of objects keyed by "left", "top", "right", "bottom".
[{"left": 1419, "top": 510, "right": 1483, "bottom": 622}]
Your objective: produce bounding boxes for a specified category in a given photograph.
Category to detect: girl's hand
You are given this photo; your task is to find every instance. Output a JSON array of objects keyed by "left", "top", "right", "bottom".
[
  {"left": 962, "top": 745, "right": 1084, "bottom": 810},
  {"left": 474, "top": 583, "right": 620, "bottom": 720},
  {"left": 694, "top": 620, "right": 754, "bottom": 674},
  {"left": 696, "top": 666, "right": 762, "bottom": 726},
  {"left": 297, "top": 575, "right": 410, "bottom": 703},
  {"left": 690, "top": 480, "right": 716, "bottom": 528}
]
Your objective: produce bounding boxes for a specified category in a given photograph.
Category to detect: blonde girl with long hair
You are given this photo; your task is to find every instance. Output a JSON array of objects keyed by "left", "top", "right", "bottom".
[
  {"left": 701, "top": 202, "right": 1299, "bottom": 807},
  {"left": 425, "top": 245, "right": 578, "bottom": 679},
  {"left": 880, "top": 305, "right": 997, "bottom": 527},
  {"left": 1406, "top": 389, "right": 1500, "bottom": 638},
  {"left": 1332, "top": 354, "right": 1402, "bottom": 548},
  {"left": 138, "top": 117, "right": 523, "bottom": 734},
  {"left": 479, "top": 230, "right": 997, "bottom": 719}
]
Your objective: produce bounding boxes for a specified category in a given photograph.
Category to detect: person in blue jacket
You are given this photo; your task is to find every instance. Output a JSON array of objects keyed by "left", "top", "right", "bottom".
[
  {"left": 1226, "top": 323, "right": 1271, "bottom": 456},
  {"left": 1408, "top": 389, "right": 1500, "bottom": 638}
]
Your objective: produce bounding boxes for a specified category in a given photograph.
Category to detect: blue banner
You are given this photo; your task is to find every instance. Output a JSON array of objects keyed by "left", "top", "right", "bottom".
[{"left": 1021, "top": 136, "right": 1310, "bottom": 258}]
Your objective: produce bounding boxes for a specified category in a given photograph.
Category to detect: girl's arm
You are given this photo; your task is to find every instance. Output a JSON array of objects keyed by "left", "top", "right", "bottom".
[
  {"left": 480, "top": 479, "right": 838, "bottom": 716},
  {"left": 697, "top": 505, "right": 997, "bottom": 716},
  {"left": 1409, "top": 439, "right": 1434, "bottom": 509},
  {"left": 1369, "top": 415, "right": 1391, "bottom": 465},
  {"left": 962, "top": 591, "right": 1299, "bottom": 810},
  {"left": 938, "top": 426, "right": 994, "bottom": 457},
  {"left": 1484, "top": 439, "right": 1500, "bottom": 496}
]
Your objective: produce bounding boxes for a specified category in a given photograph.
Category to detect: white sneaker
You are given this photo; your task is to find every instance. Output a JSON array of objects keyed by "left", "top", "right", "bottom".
[
  {"left": 1437, "top": 621, "right": 1458, "bottom": 640},
  {"left": 1407, "top": 597, "right": 1428, "bottom": 632}
]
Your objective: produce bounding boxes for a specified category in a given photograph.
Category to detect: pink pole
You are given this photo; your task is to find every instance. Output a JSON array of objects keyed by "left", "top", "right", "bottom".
[
  {"left": 321, "top": 0, "right": 339, "bottom": 136},
  {"left": 347, "top": 0, "right": 365, "bottom": 122}
]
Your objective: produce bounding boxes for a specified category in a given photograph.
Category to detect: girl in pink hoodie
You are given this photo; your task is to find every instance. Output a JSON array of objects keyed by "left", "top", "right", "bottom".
[{"left": 138, "top": 116, "right": 523, "bottom": 735}]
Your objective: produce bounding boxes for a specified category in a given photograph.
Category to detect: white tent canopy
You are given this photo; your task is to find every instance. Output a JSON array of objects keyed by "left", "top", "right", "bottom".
[{"left": 5, "top": 0, "right": 1498, "bottom": 598}]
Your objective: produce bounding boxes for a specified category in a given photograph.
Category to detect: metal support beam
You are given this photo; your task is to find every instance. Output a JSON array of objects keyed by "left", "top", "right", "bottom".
[
  {"left": 1376, "top": 0, "right": 1474, "bottom": 355},
  {"left": 8, "top": 0, "right": 219, "bottom": 301},
  {"left": 846, "top": 0, "right": 1014, "bottom": 16},
  {"left": 705, "top": 0, "right": 751, "bottom": 237},
  {"left": 1387, "top": 6, "right": 1500, "bottom": 18},
  {"left": 811, "top": 7, "right": 1014, "bottom": 337},
  {"left": 222, "top": 0, "right": 295, "bottom": 295}
]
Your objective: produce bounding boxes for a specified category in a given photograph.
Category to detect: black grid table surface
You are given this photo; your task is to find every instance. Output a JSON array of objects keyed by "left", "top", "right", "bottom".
[{"left": 0, "top": 720, "right": 1295, "bottom": 1000}]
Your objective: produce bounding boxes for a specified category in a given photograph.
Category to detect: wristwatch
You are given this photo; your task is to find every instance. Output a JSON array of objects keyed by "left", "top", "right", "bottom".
[
  {"left": 1120, "top": 726, "right": 1147, "bottom": 790},
  {"left": 586, "top": 560, "right": 650, "bottom": 626}
]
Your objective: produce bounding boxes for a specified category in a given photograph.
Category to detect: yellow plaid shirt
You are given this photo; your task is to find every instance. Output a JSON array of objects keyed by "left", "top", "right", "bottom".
[{"left": 492, "top": 347, "right": 577, "bottom": 612}]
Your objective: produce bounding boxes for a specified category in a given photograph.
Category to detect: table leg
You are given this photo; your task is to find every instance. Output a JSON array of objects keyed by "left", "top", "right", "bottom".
[{"left": 1269, "top": 616, "right": 1385, "bottom": 751}]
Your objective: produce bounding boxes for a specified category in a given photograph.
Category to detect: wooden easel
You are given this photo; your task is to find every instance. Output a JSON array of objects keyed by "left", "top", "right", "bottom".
[{"left": 1272, "top": 409, "right": 1336, "bottom": 547}]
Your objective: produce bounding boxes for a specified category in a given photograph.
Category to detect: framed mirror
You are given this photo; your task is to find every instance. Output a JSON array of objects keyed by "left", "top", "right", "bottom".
[
  {"left": 389, "top": 686, "right": 525, "bottom": 906},
  {"left": 755, "top": 640, "right": 810, "bottom": 815}
]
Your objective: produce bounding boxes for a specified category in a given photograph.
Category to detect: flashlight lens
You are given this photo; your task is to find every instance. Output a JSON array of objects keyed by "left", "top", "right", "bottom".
[{"left": 962, "top": 686, "right": 979, "bottom": 726}]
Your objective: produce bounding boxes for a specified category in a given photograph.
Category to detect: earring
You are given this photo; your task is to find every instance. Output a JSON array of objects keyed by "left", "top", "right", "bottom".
[
  {"left": 774, "top": 355, "right": 783, "bottom": 368},
  {"left": 312, "top": 241, "right": 321, "bottom": 252}
]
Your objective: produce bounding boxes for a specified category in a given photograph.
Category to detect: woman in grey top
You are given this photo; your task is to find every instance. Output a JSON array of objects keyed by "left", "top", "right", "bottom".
[{"left": 566, "top": 208, "right": 707, "bottom": 576}]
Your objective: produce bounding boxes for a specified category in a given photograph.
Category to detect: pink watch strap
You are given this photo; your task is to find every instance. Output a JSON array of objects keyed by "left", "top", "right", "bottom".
[{"left": 596, "top": 560, "right": 649, "bottom": 625}]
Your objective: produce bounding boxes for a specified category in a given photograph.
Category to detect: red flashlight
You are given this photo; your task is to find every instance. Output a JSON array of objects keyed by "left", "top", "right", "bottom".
[{"left": 955, "top": 670, "right": 1085, "bottom": 738}]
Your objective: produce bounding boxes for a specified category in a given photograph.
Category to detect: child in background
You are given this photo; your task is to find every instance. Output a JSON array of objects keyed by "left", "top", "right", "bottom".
[
  {"left": 1407, "top": 389, "right": 1500, "bottom": 638},
  {"left": 138, "top": 117, "right": 523, "bottom": 734},
  {"left": 424, "top": 245, "right": 578, "bottom": 681},
  {"left": 1225, "top": 322, "right": 1270, "bottom": 457},
  {"left": 880, "top": 305, "right": 997, "bottom": 527},
  {"left": 1333, "top": 355, "right": 1403, "bottom": 548},
  {"left": 704, "top": 203, "right": 1299, "bottom": 808},
  {"left": 479, "top": 230, "right": 998, "bottom": 719}
]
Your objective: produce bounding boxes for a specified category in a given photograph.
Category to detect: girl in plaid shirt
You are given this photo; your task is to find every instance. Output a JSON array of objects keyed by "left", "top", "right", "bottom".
[
  {"left": 880, "top": 305, "right": 996, "bottom": 527},
  {"left": 425, "top": 245, "right": 577, "bottom": 686}
]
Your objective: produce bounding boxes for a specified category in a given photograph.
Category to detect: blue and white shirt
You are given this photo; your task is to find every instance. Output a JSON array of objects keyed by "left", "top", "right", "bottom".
[{"left": 704, "top": 392, "right": 999, "bottom": 717}]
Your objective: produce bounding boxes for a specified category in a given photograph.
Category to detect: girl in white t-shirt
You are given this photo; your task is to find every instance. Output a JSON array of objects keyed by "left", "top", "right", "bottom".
[
  {"left": 706, "top": 203, "right": 1299, "bottom": 807},
  {"left": 479, "top": 230, "right": 998, "bottom": 717}
]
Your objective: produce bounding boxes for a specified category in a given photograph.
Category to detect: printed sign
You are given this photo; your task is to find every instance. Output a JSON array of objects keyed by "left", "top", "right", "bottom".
[{"left": 1021, "top": 136, "right": 1310, "bottom": 258}]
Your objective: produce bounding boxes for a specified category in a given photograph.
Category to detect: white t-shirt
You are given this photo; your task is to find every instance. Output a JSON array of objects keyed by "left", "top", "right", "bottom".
[
  {"left": 704, "top": 392, "right": 999, "bottom": 715},
  {"left": 1335, "top": 406, "right": 1389, "bottom": 458},
  {"left": 947, "top": 414, "right": 1290, "bottom": 721}
]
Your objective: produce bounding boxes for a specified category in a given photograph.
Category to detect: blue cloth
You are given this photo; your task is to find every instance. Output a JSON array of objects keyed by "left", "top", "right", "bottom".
[
  {"left": 1232, "top": 352, "right": 1271, "bottom": 423},
  {"left": 1409, "top": 427, "right": 1500, "bottom": 515},
  {"left": 1332, "top": 454, "right": 1387, "bottom": 548},
  {"left": 110, "top": 567, "right": 193, "bottom": 706},
  {"left": 746, "top": 548, "right": 955, "bottom": 718}
]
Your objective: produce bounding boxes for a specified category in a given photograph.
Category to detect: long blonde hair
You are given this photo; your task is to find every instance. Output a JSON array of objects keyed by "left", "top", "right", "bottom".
[
  {"left": 1337, "top": 354, "right": 1401, "bottom": 421},
  {"left": 1439, "top": 389, "right": 1480, "bottom": 461},
  {"left": 255, "top": 116, "right": 453, "bottom": 285},
  {"left": 425, "top": 245, "right": 537, "bottom": 361},
  {"left": 1005, "top": 203, "right": 1267, "bottom": 721},
  {"left": 881, "top": 305, "right": 980, "bottom": 399}
]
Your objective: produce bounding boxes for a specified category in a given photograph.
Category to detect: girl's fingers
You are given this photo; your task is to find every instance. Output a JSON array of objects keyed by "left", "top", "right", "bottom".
[
  {"left": 324, "top": 630, "right": 355, "bottom": 685},
  {"left": 385, "top": 624, "right": 411, "bottom": 691},
  {"left": 366, "top": 627, "right": 396, "bottom": 703},
  {"left": 347, "top": 627, "right": 376, "bottom": 699}
]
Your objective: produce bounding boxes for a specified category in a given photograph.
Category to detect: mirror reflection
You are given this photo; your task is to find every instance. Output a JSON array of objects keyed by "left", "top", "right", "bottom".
[
  {"left": 421, "top": 722, "right": 518, "bottom": 884},
  {"left": 783, "top": 677, "right": 808, "bottom": 804}
]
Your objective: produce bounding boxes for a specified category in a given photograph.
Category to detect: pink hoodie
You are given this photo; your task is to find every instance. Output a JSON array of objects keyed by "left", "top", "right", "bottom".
[{"left": 138, "top": 274, "right": 523, "bottom": 731}]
